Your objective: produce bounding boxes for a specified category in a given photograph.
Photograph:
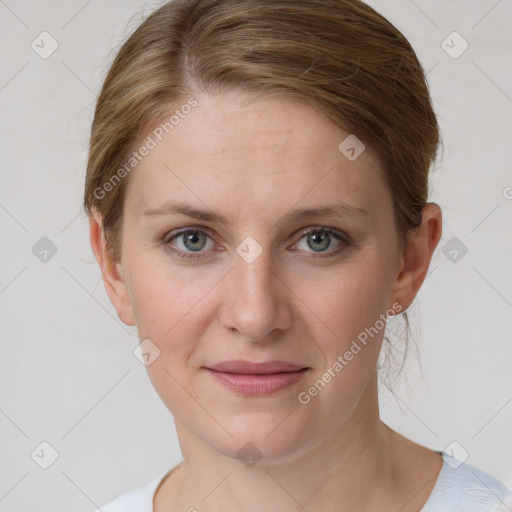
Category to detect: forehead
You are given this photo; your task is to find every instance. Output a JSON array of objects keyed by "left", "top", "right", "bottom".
[{"left": 124, "top": 91, "right": 390, "bottom": 224}]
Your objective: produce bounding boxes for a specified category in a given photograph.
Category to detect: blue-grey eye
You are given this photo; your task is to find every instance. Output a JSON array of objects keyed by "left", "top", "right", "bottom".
[
  {"left": 297, "top": 229, "right": 342, "bottom": 253},
  {"left": 173, "top": 230, "right": 213, "bottom": 252}
]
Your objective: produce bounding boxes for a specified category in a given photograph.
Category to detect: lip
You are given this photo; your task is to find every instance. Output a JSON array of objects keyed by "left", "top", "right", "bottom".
[
  {"left": 204, "top": 360, "right": 310, "bottom": 396},
  {"left": 207, "top": 360, "right": 308, "bottom": 374}
]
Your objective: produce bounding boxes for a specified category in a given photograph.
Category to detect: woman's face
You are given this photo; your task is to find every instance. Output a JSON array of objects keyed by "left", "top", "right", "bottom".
[{"left": 113, "top": 90, "right": 404, "bottom": 462}]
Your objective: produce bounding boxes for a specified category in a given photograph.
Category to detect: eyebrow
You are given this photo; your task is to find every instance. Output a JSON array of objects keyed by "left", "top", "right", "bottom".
[{"left": 143, "top": 200, "right": 368, "bottom": 224}]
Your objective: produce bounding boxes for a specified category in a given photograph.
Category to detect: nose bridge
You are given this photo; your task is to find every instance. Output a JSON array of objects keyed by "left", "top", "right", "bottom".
[
  {"left": 220, "top": 237, "right": 291, "bottom": 341},
  {"left": 236, "top": 243, "right": 275, "bottom": 300}
]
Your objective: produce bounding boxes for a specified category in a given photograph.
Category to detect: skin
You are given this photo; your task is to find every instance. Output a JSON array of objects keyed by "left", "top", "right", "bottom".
[{"left": 90, "top": 90, "right": 443, "bottom": 511}]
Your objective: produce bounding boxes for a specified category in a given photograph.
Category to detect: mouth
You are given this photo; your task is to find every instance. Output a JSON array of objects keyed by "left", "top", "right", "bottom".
[{"left": 204, "top": 360, "right": 310, "bottom": 396}]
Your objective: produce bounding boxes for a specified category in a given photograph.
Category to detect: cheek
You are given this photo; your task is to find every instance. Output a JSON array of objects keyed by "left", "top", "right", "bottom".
[
  {"left": 294, "top": 266, "right": 387, "bottom": 425},
  {"left": 292, "top": 256, "right": 390, "bottom": 352},
  {"left": 127, "top": 252, "right": 222, "bottom": 340},
  {"left": 128, "top": 264, "right": 217, "bottom": 415},
  {"left": 290, "top": 259, "right": 390, "bottom": 415},
  {"left": 126, "top": 256, "right": 226, "bottom": 397}
]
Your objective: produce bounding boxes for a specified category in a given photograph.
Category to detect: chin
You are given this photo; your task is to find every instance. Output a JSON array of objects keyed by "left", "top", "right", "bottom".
[{"left": 207, "top": 413, "right": 318, "bottom": 466}]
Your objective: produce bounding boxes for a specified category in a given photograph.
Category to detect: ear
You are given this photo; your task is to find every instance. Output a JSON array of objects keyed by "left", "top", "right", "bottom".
[
  {"left": 389, "top": 203, "right": 443, "bottom": 314},
  {"left": 89, "top": 210, "right": 136, "bottom": 326}
]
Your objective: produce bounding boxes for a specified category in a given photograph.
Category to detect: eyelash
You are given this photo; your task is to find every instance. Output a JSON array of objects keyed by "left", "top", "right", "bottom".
[{"left": 162, "top": 226, "right": 351, "bottom": 260}]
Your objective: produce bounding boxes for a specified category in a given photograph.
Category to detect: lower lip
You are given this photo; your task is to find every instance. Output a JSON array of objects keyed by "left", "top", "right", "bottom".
[{"left": 205, "top": 368, "right": 309, "bottom": 396}]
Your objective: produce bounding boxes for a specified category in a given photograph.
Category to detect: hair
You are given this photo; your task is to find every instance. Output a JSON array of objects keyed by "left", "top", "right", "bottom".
[{"left": 83, "top": 0, "right": 442, "bottom": 380}]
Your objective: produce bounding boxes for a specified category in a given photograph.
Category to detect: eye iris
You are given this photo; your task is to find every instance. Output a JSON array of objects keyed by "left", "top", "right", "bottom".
[
  {"left": 307, "top": 231, "right": 330, "bottom": 252},
  {"left": 183, "top": 231, "right": 207, "bottom": 251}
]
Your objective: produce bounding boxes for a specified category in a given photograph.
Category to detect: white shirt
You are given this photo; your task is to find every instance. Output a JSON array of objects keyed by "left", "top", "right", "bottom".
[{"left": 97, "top": 454, "right": 512, "bottom": 511}]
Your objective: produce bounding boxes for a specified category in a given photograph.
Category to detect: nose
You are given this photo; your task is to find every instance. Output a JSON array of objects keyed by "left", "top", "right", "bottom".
[{"left": 218, "top": 242, "right": 293, "bottom": 343}]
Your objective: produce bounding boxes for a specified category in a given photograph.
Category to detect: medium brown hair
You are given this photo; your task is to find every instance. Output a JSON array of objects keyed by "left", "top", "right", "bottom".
[{"left": 84, "top": 0, "right": 442, "bottom": 375}]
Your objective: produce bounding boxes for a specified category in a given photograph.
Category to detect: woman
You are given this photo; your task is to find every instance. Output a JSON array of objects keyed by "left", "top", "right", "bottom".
[{"left": 85, "top": 0, "right": 512, "bottom": 510}]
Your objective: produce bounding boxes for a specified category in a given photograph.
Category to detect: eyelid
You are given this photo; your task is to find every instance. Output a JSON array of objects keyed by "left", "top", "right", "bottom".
[
  {"left": 293, "top": 225, "right": 350, "bottom": 243},
  {"left": 163, "top": 225, "right": 217, "bottom": 244}
]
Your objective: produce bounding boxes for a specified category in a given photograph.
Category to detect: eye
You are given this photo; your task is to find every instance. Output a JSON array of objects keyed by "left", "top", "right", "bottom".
[
  {"left": 162, "top": 226, "right": 350, "bottom": 260},
  {"left": 292, "top": 226, "right": 349, "bottom": 257},
  {"left": 164, "top": 228, "right": 216, "bottom": 259}
]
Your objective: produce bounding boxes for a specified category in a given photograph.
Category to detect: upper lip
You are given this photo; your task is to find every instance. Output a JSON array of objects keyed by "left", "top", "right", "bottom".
[{"left": 206, "top": 360, "right": 309, "bottom": 374}]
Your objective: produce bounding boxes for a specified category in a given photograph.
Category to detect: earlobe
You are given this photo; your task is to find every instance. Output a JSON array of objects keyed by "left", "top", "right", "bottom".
[
  {"left": 389, "top": 203, "right": 443, "bottom": 313},
  {"left": 89, "top": 211, "right": 136, "bottom": 327}
]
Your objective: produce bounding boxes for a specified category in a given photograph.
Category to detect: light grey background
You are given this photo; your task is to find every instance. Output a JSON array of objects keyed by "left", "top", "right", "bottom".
[{"left": 1, "top": 0, "right": 511, "bottom": 510}]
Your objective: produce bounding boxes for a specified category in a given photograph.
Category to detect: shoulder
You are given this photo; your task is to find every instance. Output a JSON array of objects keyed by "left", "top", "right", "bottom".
[
  {"left": 423, "top": 454, "right": 512, "bottom": 511},
  {"left": 94, "top": 472, "right": 166, "bottom": 512}
]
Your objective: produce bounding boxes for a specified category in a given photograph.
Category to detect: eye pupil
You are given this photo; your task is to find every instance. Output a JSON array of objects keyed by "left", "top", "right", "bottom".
[
  {"left": 307, "top": 231, "right": 330, "bottom": 252},
  {"left": 183, "top": 231, "right": 207, "bottom": 251}
]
